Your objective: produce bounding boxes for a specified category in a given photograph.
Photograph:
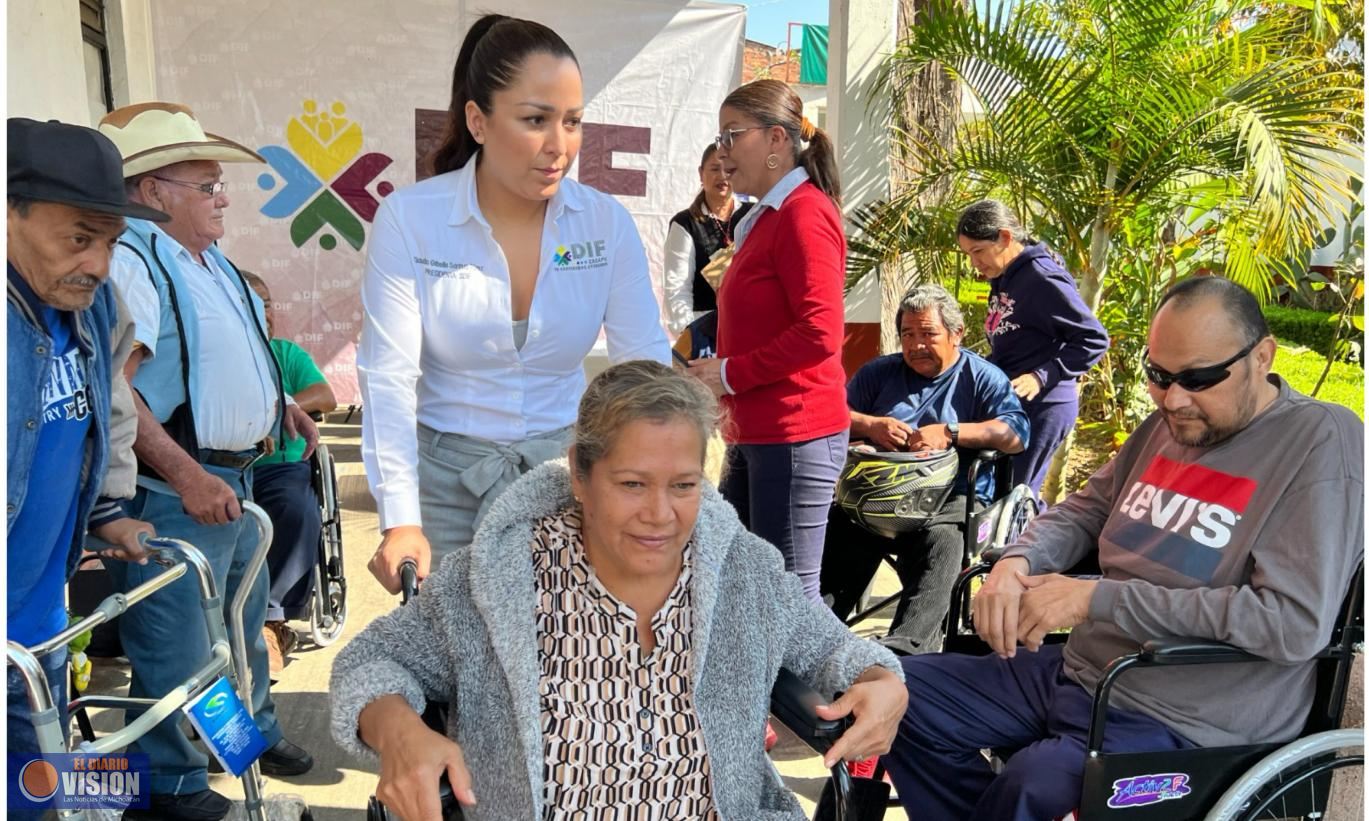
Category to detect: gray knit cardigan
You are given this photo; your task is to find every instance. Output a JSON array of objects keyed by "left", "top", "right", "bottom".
[{"left": 330, "top": 459, "right": 902, "bottom": 820}]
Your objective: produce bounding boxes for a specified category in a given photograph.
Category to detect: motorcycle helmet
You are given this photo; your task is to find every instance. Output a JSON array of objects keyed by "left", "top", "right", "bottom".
[{"left": 836, "top": 445, "right": 959, "bottom": 538}]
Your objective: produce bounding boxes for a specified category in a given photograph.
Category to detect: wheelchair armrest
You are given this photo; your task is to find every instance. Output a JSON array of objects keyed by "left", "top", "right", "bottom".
[
  {"left": 769, "top": 668, "right": 846, "bottom": 755},
  {"left": 1139, "top": 638, "right": 1262, "bottom": 665},
  {"left": 973, "top": 449, "right": 1007, "bottom": 463},
  {"left": 979, "top": 546, "right": 1005, "bottom": 565},
  {"left": 308, "top": 410, "right": 324, "bottom": 422}
]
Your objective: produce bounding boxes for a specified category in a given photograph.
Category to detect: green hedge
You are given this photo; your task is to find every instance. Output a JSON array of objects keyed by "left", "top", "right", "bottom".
[{"left": 1265, "top": 305, "right": 1362, "bottom": 361}]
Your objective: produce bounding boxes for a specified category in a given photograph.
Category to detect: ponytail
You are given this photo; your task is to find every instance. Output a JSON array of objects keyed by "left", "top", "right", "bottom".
[
  {"left": 721, "top": 79, "right": 842, "bottom": 206},
  {"left": 429, "top": 14, "right": 578, "bottom": 176},
  {"left": 798, "top": 125, "right": 841, "bottom": 206}
]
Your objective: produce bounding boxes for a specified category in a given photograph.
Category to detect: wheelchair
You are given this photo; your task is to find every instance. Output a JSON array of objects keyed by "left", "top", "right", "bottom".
[
  {"left": 839, "top": 448, "right": 1041, "bottom": 638},
  {"left": 941, "top": 549, "right": 1364, "bottom": 820},
  {"left": 306, "top": 439, "right": 348, "bottom": 646},
  {"left": 365, "top": 564, "right": 870, "bottom": 821}
]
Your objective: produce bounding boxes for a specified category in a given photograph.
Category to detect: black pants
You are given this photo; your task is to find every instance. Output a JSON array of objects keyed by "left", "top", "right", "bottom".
[
  {"left": 252, "top": 461, "right": 321, "bottom": 621},
  {"left": 820, "top": 495, "right": 968, "bottom": 654}
]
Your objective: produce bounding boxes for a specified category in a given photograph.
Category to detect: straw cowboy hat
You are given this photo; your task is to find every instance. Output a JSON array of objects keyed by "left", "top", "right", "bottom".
[{"left": 97, "top": 102, "right": 263, "bottom": 178}]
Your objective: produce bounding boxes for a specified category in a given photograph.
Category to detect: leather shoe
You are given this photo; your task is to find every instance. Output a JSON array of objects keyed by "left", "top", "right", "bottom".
[
  {"left": 258, "top": 736, "right": 314, "bottom": 777},
  {"left": 123, "top": 788, "right": 231, "bottom": 821}
]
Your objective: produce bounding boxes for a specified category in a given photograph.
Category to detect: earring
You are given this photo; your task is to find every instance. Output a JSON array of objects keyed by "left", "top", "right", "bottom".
[{"left": 765, "top": 154, "right": 779, "bottom": 169}]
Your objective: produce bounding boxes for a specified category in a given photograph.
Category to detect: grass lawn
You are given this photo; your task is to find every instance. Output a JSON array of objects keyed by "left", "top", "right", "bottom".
[{"left": 1275, "top": 342, "right": 1365, "bottom": 419}]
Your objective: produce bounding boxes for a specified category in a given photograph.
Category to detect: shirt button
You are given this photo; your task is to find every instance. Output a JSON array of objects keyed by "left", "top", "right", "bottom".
[
  {"left": 25, "top": 419, "right": 37, "bottom": 430},
  {"left": 35, "top": 346, "right": 46, "bottom": 356},
  {"left": 531, "top": 330, "right": 540, "bottom": 339},
  {"left": 638, "top": 707, "right": 652, "bottom": 721},
  {"left": 641, "top": 738, "right": 652, "bottom": 753}
]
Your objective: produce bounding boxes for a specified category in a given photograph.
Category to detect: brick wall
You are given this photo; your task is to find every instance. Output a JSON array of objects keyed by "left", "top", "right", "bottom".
[{"left": 742, "top": 39, "right": 801, "bottom": 84}]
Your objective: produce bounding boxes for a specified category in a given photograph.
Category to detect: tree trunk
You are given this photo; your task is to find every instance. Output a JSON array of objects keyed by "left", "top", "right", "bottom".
[
  {"left": 880, "top": 0, "right": 963, "bottom": 353},
  {"left": 1042, "top": 174, "right": 1117, "bottom": 502}
]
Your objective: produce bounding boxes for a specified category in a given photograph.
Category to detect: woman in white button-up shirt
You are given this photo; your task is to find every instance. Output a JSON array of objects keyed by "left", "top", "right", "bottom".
[{"left": 361, "top": 14, "right": 669, "bottom": 592}]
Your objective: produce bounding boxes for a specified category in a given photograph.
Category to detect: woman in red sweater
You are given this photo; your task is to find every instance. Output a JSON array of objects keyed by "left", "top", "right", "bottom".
[{"left": 687, "top": 79, "right": 849, "bottom": 600}]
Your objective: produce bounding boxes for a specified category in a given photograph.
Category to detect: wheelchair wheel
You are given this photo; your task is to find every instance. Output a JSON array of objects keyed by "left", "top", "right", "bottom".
[
  {"left": 1205, "top": 728, "right": 1363, "bottom": 820},
  {"left": 309, "top": 445, "right": 348, "bottom": 647},
  {"left": 992, "top": 484, "right": 1039, "bottom": 548}
]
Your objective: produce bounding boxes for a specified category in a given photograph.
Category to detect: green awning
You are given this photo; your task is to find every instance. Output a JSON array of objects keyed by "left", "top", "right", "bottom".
[{"left": 799, "top": 24, "right": 829, "bottom": 85}]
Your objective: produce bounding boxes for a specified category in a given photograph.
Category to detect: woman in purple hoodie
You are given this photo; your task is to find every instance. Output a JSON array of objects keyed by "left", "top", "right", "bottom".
[{"left": 956, "top": 200, "right": 1108, "bottom": 495}]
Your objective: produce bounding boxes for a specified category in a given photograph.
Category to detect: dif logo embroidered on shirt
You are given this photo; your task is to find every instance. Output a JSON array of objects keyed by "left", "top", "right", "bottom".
[
  {"left": 8, "top": 753, "right": 150, "bottom": 811},
  {"left": 1111, "top": 454, "right": 1257, "bottom": 581},
  {"left": 553, "top": 240, "right": 609, "bottom": 269}
]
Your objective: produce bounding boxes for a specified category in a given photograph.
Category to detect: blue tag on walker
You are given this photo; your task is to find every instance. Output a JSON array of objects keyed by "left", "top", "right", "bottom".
[{"left": 182, "top": 677, "right": 269, "bottom": 777}]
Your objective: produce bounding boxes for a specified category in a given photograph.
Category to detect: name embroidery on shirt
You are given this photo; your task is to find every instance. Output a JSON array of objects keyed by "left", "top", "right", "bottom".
[{"left": 415, "top": 257, "right": 480, "bottom": 279}]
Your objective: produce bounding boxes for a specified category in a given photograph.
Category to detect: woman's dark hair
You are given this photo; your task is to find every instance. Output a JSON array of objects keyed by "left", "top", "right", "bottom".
[
  {"left": 721, "top": 79, "right": 841, "bottom": 205},
  {"left": 429, "top": 14, "right": 579, "bottom": 175},
  {"left": 687, "top": 143, "right": 721, "bottom": 222},
  {"left": 956, "top": 199, "right": 1029, "bottom": 242}
]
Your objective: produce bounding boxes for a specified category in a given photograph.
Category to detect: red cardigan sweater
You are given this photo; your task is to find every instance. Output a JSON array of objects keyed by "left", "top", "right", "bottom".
[{"left": 717, "top": 181, "right": 850, "bottom": 444}]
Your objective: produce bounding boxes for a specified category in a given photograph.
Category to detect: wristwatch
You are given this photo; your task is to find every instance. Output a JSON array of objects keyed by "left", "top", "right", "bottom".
[{"left": 946, "top": 421, "right": 960, "bottom": 446}]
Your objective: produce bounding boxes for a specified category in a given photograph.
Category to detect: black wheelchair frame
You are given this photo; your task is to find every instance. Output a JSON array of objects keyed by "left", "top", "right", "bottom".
[
  {"left": 306, "top": 434, "right": 348, "bottom": 646},
  {"left": 843, "top": 449, "right": 1040, "bottom": 635},
  {"left": 943, "top": 550, "right": 1364, "bottom": 820},
  {"left": 365, "top": 564, "right": 864, "bottom": 821}
]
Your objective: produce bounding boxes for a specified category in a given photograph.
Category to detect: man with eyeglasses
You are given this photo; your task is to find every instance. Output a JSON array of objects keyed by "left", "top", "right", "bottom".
[
  {"left": 879, "top": 277, "right": 1363, "bottom": 821},
  {"left": 96, "top": 102, "right": 316, "bottom": 821}
]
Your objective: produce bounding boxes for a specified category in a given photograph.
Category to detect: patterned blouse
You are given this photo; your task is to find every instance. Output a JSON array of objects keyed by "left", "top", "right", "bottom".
[{"left": 531, "top": 509, "right": 719, "bottom": 820}]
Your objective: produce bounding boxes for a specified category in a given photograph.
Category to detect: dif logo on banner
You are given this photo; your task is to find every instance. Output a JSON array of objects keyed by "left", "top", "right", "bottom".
[{"left": 8, "top": 753, "right": 150, "bottom": 812}]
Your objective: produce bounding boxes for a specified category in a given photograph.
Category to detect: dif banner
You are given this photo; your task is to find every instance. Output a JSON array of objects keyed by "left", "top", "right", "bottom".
[
  {"left": 8, "top": 753, "right": 151, "bottom": 812},
  {"left": 149, "top": 0, "right": 746, "bottom": 403}
]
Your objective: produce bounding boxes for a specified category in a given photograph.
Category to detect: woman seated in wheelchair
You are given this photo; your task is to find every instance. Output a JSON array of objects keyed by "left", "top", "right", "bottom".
[
  {"left": 820, "top": 283, "right": 1028, "bottom": 653},
  {"left": 330, "top": 360, "right": 907, "bottom": 820}
]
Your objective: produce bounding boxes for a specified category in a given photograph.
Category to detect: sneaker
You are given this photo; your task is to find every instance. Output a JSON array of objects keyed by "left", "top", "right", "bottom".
[{"left": 123, "top": 788, "right": 231, "bottom": 820}]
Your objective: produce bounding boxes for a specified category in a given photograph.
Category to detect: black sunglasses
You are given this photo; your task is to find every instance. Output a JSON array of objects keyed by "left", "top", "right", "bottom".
[{"left": 1142, "top": 337, "right": 1262, "bottom": 392}]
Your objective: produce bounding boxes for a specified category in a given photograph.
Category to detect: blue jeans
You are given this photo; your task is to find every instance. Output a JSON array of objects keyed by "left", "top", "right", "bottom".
[
  {"left": 104, "top": 465, "right": 281, "bottom": 796},
  {"left": 7, "top": 647, "right": 68, "bottom": 821},
  {"left": 720, "top": 430, "right": 849, "bottom": 601},
  {"left": 883, "top": 645, "right": 1194, "bottom": 820}
]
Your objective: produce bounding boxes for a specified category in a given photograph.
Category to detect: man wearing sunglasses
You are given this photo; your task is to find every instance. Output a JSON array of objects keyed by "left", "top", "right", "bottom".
[{"left": 880, "top": 277, "right": 1364, "bottom": 821}]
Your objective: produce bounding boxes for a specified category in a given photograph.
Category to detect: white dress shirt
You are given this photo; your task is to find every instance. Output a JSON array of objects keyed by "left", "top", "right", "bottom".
[
  {"left": 358, "top": 158, "right": 670, "bottom": 530},
  {"left": 661, "top": 221, "right": 700, "bottom": 336},
  {"left": 109, "top": 225, "right": 278, "bottom": 451}
]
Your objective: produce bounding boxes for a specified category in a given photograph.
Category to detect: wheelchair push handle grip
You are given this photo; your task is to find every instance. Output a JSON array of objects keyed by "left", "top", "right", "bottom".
[{"left": 399, "top": 559, "right": 420, "bottom": 605}]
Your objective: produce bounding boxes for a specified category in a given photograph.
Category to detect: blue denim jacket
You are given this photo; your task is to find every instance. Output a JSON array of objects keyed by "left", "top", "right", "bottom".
[{"left": 7, "top": 266, "right": 120, "bottom": 589}]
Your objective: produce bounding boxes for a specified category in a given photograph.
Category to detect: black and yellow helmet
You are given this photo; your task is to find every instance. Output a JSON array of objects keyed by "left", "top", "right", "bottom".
[{"left": 836, "top": 446, "right": 958, "bottom": 538}]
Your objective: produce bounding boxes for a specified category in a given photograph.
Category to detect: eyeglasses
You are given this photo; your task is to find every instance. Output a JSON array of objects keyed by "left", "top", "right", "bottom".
[
  {"left": 713, "top": 126, "right": 766, "bottom": 151},
  {"left": 151, "top": 177, "right": 227, "bottom": 197},
  {"left": 1142, "top": 337, "right": 1262, "bottom": 392}
]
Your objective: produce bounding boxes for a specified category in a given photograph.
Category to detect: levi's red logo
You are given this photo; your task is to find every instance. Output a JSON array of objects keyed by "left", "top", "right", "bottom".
[{"left": 1112, "top": 456, "right": 1257, "bottom": 579}]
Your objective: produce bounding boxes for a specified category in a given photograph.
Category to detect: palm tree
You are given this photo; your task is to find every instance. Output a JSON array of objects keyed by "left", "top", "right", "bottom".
[{"left": 849, "top": 0, "right": 1363, "bottom": 499}]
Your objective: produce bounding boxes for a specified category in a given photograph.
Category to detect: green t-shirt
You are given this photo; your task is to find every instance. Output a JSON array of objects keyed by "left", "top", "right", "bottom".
[{"left": 258, "top": 338, "right": 328, "bottom": 465}]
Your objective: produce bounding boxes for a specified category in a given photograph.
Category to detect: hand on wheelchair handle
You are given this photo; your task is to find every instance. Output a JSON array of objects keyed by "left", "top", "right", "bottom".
[
  {"left": 813, "top": 666, "right": 908, "bottom": 768},
  {"left": 368, "top": 703, "right": 476, "bottom": 821},
  {"left": 370, "top": 525, "right": 432, "bottom": 594}
]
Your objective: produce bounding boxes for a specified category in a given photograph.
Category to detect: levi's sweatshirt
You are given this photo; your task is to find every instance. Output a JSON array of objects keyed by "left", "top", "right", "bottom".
[{"left": 1001, "top": 376, "right": 1364, "bottom": 747}]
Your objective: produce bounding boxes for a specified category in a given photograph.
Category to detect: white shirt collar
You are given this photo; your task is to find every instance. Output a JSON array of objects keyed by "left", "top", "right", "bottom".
[
  {"left": 733, "top": 166, "right": 810, "bottom": 250},
  {"left": 447, "top": 152, "right": 586, "bottom": 228}
]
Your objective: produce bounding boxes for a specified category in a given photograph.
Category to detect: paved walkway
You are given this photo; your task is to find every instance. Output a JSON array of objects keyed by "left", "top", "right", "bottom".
[{"left": 84, "top": 418, "right": 899, "bottom": 820}]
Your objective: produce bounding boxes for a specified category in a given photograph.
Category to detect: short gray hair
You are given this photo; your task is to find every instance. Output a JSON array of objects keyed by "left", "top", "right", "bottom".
[
  {"left": 956, "top": 198, "right": 1026, "bottom": 242},
  {"left": 895, "top": 283, "right": 965, "bottom": 336},
  {"left": 572, "top": 360, "right": 718, "bottom": 478}
]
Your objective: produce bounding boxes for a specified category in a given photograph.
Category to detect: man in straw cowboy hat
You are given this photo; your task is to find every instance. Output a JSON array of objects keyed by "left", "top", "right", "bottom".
[
  {"left": 97, "top": 102, "right": 317, "bottom": 821},
  {"left": 7, "top": 118, "right": 164, "bottom": 817}
]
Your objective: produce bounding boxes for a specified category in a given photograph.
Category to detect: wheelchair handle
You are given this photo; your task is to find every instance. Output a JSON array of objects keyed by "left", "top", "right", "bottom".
[{"left": 399, "top": 559, "right": 420, "bottom": 605}]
